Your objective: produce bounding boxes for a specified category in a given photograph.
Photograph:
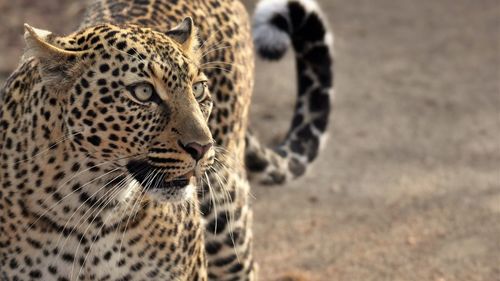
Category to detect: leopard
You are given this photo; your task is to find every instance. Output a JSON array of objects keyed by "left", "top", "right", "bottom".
[{"left": 0, "top": 0, "right": 334, "bottom": 280}]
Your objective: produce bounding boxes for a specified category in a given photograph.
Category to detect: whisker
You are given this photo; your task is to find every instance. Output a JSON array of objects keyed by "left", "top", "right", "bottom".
[
  {"left": 201, "top": 66, "right": 232, "bottom": 73},
  {"left": 200, "top": 61, "right": 244, "bottom": 69},
  {"left": 53, "top": 167, "right": 124, "bottom": 263},
  {"left": 116, "top": 165, "right": 153, "bottom": 263},
  {"left": 205, "top": 172, "right": 219, "bottom": 235},
  {"left": 201, "top": 44, "right": 232, "bottom": 59},
  {"left": 71, "top": 174, "right": 126, "bottom": 278},
  {"left": 26, "top": 153, "right": 145, "bottom": 233},
  {"left": 207, "top": 147, "right": 241, "bottom": 261},
  {"left": 198, "top": 25, "right": 229, "bottom": 53},
  {"left": 108, "top": 174, "right": 140, "bottom": 264},
  {"left": 74, "top": 174, "right": 131, "bottom": 278}
]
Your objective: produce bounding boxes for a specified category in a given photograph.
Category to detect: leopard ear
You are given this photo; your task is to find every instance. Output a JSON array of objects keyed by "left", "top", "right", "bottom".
[
  {"left": 165, "top": 17, "right": 199, "bottom": 52},
  {"left": 23, "top": 24, "right": 86, "bottom": 90},
  {"left": 23, "top": 24, "right": 82, "bottom": 60}
]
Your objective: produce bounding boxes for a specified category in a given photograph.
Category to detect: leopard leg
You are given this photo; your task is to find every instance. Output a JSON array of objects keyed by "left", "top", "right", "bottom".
[
  {"left": 199, "top": 168, "right": 257, "bottom": 281},
  {"left": 192, "top": 0, "right": 256, "bottom": 278}
]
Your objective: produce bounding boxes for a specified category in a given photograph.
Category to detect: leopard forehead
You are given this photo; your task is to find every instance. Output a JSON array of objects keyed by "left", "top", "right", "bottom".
[{"left": 63, "top": 24, "right": 200, "bottom": 86}]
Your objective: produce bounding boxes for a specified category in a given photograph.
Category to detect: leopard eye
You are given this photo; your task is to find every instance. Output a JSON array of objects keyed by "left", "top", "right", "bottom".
[
  {"left": 192, "top": 81, "right": 207, "bottom": 101},
  {"left": 127, "top": 82, "right": 157, "bottom": 103}
]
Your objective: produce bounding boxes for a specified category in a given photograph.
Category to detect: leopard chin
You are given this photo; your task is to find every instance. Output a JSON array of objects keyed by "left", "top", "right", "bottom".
[
  {"left": 147, "top": 183, "right": 196, "bottom": 202},
  {"left": 126, "top": 160, "right": 196, "bottom": 202}
]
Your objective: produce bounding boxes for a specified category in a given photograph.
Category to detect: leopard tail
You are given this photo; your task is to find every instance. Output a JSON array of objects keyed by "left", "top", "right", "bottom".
[{"left": 246, "top": 0, "right": 334, "bottom": 184}]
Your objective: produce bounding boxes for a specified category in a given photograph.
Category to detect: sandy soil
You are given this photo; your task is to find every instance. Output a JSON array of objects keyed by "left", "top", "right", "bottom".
[{"left": 1, "top": 0, "right": 499, "bottom": 280}]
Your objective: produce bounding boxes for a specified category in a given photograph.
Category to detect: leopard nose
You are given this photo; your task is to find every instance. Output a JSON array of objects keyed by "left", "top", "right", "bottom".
[{"left": 179, "top": 141, "right": 212, "bottom": 161}]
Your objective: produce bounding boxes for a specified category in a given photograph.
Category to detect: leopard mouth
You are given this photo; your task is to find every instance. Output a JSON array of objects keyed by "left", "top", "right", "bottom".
[{"left": 126, "top": 160, "right": 193, "bottom": 190}]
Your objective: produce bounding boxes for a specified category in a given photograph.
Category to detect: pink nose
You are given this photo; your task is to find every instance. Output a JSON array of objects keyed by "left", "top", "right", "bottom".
[{"left": 180, "top": 142, "right": 212, "bottom": 161}]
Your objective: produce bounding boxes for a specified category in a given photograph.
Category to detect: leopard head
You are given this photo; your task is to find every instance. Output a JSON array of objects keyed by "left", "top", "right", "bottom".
[{"left": 24, "top": 18, "right": 214, "bottom": 202}]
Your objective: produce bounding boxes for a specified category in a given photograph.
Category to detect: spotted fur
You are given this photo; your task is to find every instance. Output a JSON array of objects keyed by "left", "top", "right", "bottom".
[{"left": 0, "top": 0, "right": 333, "bottom": 280}]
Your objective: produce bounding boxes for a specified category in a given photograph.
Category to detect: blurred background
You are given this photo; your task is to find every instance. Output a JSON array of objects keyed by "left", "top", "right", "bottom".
[{"left": 0, "top": 0, "right": 499, "bottom": 280}]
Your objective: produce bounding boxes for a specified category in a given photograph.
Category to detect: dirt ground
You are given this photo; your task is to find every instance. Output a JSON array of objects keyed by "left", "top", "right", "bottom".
[{"left": 0, "top": 0, "right": 499, "bottom": 280}]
